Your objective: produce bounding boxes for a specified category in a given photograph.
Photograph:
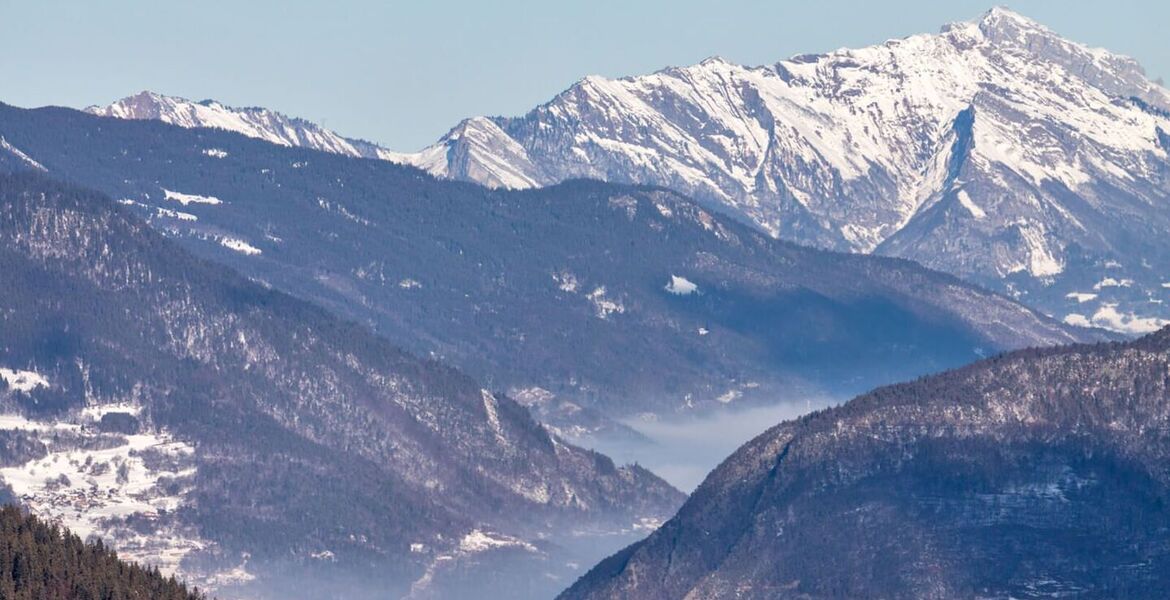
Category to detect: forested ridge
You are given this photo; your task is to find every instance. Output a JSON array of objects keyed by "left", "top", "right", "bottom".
[
  {"left": 562, "top": 326, "right": 1170, "bottom": 599},
  {"left": 0, "top": 505, "right": 203, "bottom": 600}
]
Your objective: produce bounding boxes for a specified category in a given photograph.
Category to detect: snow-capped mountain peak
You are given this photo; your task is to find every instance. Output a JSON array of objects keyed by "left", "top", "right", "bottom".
[
  {"left": 80, "top": 9, "right": 1170, "bottom": 333},
  {"left": 383, "top": 8, "right": 1170, "bottom": 332},
  {"left": 85, "top": 91, "right": 397, "bottom": 161}
]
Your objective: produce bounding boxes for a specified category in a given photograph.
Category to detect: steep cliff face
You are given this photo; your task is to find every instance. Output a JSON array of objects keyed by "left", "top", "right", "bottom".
[
  {"left": 0, "top": 173, "right": 683, "bottom": 599},
  {"left": 562, "top": 327, "right": 1170, "bottom": 599}
]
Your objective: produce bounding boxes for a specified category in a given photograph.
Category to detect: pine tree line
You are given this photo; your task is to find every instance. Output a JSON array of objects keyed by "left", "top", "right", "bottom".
[{"left": 0, "top": 504, "right": 204, "bottom": 600}]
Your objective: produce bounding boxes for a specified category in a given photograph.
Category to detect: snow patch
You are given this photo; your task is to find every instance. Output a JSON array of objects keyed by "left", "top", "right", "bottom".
[
  {"left": 665, "top": 275, "right": 699, "bottom": 295},
  {"left": 586, "top": 287, "right": 625, "bottom": 319},
  {"left": 956, "top": 189, "right": 986, "bottom": 219},
  {"left": 1094, "top": 277, "right": 1133, "bottom": 290},
  {"left": 155, "top": 207, "right": 198, "bottom": 221},
  {"left": 0, "top": 368, "right": 49, "bottom": 392},
  {"left": 633, "top": 516, "right": 664, "bottom": 532},
  {"left": 553, "top": 271, "right": 580, "bottom": 293},
  {"left": 201, "top": 148, "right": 228, "bottom": 159},
  {"left": 716, "top": 389, "right": 742, "bottom": 404},
  {"left": 458, "top": 529, "right": 536, "bottom": 553},
  {"left": 0, "top": 137, "right": 47, "bottom": 171},
  {"left": 481, "top": 390, "right": 507, "bottom": 446},
  {"left": 0, "top": 413, "right": 206, "bottom": 579},
  {"left": 317, "top": 198, "right": 371, "bottom": 226},
  {"left": 164, "top": 189, "right": 222, "bottom": 206},
  {"left": 219, "top": 237, "right": 261, "bottom": 255},
  {"left": 608, "top": 195, "right": 638, "bottom": 220},
  {"left": 1065, "top": 304, "right": 1169, "bottom": 334},
  {"left": 80, "top": 403, "right": 143, "bottom": 420},
  {"left": 1015, "top": 221, "right": 1063, "bottom": 277}
]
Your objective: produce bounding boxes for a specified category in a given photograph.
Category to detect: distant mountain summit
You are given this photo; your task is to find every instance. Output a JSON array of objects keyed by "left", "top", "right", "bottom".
[
  {"left": 86, "top": 91, "right": 400, "bottom": 161},
  {"left": 85, "top": 9, "right": 1170, "bottom": 334}
]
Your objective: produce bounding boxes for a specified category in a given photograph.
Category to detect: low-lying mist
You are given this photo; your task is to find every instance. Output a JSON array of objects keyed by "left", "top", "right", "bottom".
[{"left": 582, "top": 396, "right": 840, "bottom": 492}]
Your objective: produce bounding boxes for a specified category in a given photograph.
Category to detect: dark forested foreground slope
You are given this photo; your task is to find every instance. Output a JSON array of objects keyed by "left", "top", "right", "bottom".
[
  {"left": 562, "top": 326, "right": 1170, "bottom": 599},
  {"left": 0, "top": 505, "right": 203, "bottom": 600},
  {"left": 0, "top": 104, "right": 1106, "bottom": 431},
  {"left": 0, "top": 173, "right": 682, "bottom": 599}
]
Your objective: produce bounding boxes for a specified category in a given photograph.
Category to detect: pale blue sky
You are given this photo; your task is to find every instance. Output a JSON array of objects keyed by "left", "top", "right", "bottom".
[{"left": 1, "top": 1, "right": 1166, "bottom": 150}]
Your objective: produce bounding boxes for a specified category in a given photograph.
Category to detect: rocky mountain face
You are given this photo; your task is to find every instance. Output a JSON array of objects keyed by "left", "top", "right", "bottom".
[
  {"left": 561, "top": 326, "right": 1170, "bottom": 599},
  {"left": 0, "top": 104, "right": 1105, "bottom": 428},
  {"left": 400, "top": 8, "right": 1170, "bottom": 334},
  {"left": 0, "top": 173, "right": 683, "bottom": 599},
  {"left": 88, "top": 10, "right": 1162, "bottom": 334},
  {"left": 84, "top": 13, "right": 1170, "bottom": 334}
]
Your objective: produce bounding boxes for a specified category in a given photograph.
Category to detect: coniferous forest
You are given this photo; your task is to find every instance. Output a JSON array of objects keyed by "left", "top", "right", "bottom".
[{"left": 0, "top": 505, "right": 204, "bottom": 600}]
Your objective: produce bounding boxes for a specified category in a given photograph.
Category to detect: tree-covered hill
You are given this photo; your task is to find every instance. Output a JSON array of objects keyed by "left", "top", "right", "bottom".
[
  {"left": 563, "top": 326, "right": 1170, "bottom": 599},
  {"left": 0, "top": 172, "right": 680, "bottom": 598},
  {"left": 0, "top": 504, "right": 203, "bottom": 600}
]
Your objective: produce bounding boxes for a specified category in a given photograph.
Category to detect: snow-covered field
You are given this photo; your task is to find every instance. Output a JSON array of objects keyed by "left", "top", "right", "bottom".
[{"left": 0, "top": 403, "right": 252, "bottom": 587}]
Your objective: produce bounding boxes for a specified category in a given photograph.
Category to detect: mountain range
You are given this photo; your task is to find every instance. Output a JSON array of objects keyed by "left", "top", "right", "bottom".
[
  {"left": 85, "top": 8, "right": 1170, "bottom": 335},
  {"left": 0, "top": 173, "right": 682, "bottom": 599},
  {"left": 561, "top": 325, "right": 1170, "bottom": 599},
  {"left": 4, "top": 7, "right": 1168, "bottom": 599},
  {"left": 0, "top": 103, "right": 1102, "bottom": 429}
]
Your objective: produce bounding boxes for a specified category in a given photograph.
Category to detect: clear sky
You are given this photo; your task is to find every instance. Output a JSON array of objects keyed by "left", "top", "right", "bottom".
[{"left": 2, "top": 0, "right": 1166, "bottom": 150}]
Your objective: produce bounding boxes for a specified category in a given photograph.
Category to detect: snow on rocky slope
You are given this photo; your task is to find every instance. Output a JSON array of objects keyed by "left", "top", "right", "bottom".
[
  {"left": 81, "top": 9, "right": 1170, "bottom": 333},
  {"left": 86, "top": 91, "right": 398, "bottom": 162},
  {"left": 394, "top": 7, "right": 1170, "bottom": 332}
]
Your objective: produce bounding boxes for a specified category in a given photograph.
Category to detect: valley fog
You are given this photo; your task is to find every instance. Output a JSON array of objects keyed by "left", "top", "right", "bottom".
[{"left": 581, "top": 396, "right": 839, "bottom": 492}]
